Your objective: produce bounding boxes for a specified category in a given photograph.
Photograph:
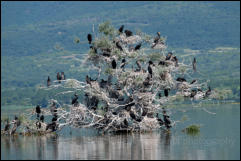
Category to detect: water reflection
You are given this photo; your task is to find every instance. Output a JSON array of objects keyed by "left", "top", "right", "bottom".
[{"left": 1, "top": 104, "right": 240, "bottom": 160}]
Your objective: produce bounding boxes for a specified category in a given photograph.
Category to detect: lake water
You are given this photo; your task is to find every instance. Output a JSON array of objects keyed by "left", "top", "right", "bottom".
[{"left": 1, "top": 103, "right": 240, "bottom": 160}]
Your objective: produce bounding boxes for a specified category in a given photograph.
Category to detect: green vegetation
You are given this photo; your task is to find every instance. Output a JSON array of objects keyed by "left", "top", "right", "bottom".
[{"left": 182, "top": 124, "right": 200, "bottom": 135}]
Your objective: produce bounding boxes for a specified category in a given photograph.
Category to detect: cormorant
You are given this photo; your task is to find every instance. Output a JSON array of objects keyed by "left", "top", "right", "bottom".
[
  {"left": 36, "top": 105, "right": 41, "bottom": 118},
  {"left": 124, "top": 30, "right": 133, "bottom": 37},
  {"left": 164, "top": 89, "right": 169, "bottom": 97},
  {"left": 158, "top": 61, "right": 166, "bottom": 66},
  {"left": 154, "top": 32, "right": 161, "bottom": 44},
  {"left": 40, "top": 115, "right": 44, "bottom": 122},
  {"left": 134, "top": 43, "right": 142, "bottom": 51},
  {"left": 158, "top": 92, "right": 162, "bottom": 98},
  {"left": 57, "top": 72, "right": 61, "bottom": 83},
  {"left": 192, "top": 57, "right": 197, "bottom": 72},
  {"left": 166, "top": 52, "right": 173, "bottom": 60},
  {"left": 176, "top": 77, "right": 187, "bottom": 82},
  {"left": 163, "top": 110, "right": 172, "bottom": 129},
  {"left": 87, "top": 34, "right": 92, "bottom": 44},
  {"left": 47, "top": 76, "right": 51, "bottom": 87},
  {"left": 116, "top": 42, "right": 123, "bottom": 51},
  {"left": 147, "top": 64, "right": 153, "bottom": 78},
  {"left": 72, "top": 93, "right": 79, "bottom": 106},
  {"left": 86, "top": 75, "right": 91, "bottom": 85},
  {"left": 123, "top": 118, "right": 128, "bottom": 128},
  {"left": 172, "top": 56, "right": 178, "bottom": 67},
  {"left": 119, "top": 25, "right": 124, "bottom": 33},
  {"left": 102, "top": 52, "right": 111, "bottom": 57},
  {"left": 190, "top": 79, "right": 197, "bottom": 84},
  {"left": 112, "top": 59, "right": 117, "bottom": 69},
  {"left": 4, "top": 120, "right": 10, "bottom": 132},
  {"left": 190, "top": 89, "right": 197, "bottom": 98},
  {"left": 61, "top": 72, "right": 65, "bottom": 80},
  {"left": 129, "top": 110, "right": 136, "bottom": 120}
]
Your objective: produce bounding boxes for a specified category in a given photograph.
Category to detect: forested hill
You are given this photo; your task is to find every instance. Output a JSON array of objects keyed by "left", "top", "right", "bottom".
[
  {"left": 1, "top": 1, "right": 240, "bottom": 57},
  {"left": 1, "top": 1, "right": 240, "bottom": 106}
]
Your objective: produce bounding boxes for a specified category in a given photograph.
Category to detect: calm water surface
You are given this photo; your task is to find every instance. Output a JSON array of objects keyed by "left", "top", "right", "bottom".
[{"left": 1, "top": 103, "right": 240, "bottom": 160}]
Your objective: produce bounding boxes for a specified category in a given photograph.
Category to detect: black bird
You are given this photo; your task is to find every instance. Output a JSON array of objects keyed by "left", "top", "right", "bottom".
[
  {"left": 102, "top": 52, "right": 111, "bottom": 57},
  {"left": 129, "top": 110, "right": 136, "bottom": 120},
  {"left": 47, "top": 76, "right": 51, "bottom": 87},
  {"left": 147, "top": 64, "right": 153, "bottom": 78},
  {"left": 124, "top": 30, "right": 133, "bottom": 37},
  {"left": 176, "top": 77, "right": 186, "bottom": 82},
  {"left": 164, "top": 89, "right": 169, "bottom": 97},
  {"left": 116, "top": 42, "right": 123, "bottom": 51},
  {"left": 72, "top": 93, "right": 79, "bottom": 106},
  {"left": 87, "top": 34, "right": 92, "bottom": 44},
  {"left": 154, "top": 32, "right": 161, "bottom": 44},
  {"left": 143, "top": 76, "right": 151, "bottom": 87},
  {"left": 158, "top": 92, "right": 162, "bottom": 98},
  {"left": 4, "top": 120, "right": 10, "bottom": 132},
  {"left": 149, "top": 60, "right": 154, "bottom": 65},
  {"left": 156, "top": 113, "right": 164, "bottom": 126},
  {"left": 158, "top": 61, "right": 166, "bottom": 66},
  {"left": 57, "top": 72, "right": 61, "bottom": 83},
  {"left": 36, "top": 105, "right": 41, "bottom": 118},
  {"left": 36, "top": 121, "right": 41, "bottom": 129},
  {"left": 163, "top": 114, "right": 172, "bottom": 129},
  {"left": 134, "top": 43, "right": 142, "bottom": 51},
  {"left": 52, "top": 116, "right": 58, "bottom": 122},
  {"left": 46, "top": 122, "right": 57, "bottom": 132},
  {"left": 172, "top": 56, "right": 178, "bottom": 67},
  {"left": 61, "top": 72, "right": 65, "bottom": 80},
  {"left": 40, "top": 115, "right": 44, "bottom": 122},
  {"left": 119, "top": 25, "right": 124, "bottom": 33},
  {"left": 166, "top": 52, "right": 173, "bottom": 60},
  {"left": 190, "top": 89, "right": 197, "bottom": 98},
  {"left": 190, "top": 79, "right": 197, "bottom": 84},
  {"left": 86, "top": 75, "right": 91, "bottom": 85},
  {"left": 123, "top": 118, "right": 128, "bottom": 128},
  {"left": 192, "top": 57, "right": 197, "bottom": 72},
  {"left": 112, "top": 59, "right": 117, "bottom": 69}
]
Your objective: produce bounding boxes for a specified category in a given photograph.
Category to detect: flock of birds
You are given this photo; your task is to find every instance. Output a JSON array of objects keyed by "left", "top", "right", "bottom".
[{"left": 2, "top": 25, "right": 212, "bottom": 135}]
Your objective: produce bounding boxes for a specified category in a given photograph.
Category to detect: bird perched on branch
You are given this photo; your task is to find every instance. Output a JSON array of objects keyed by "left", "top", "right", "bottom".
[
  {"left": 86, "top": 75, "right": 91, "bottom": 85},
  {"left": 124, "top": 30, "right": 133, "bottom": 37},
  {"left": 119, "top": 25, "right": 124, "bottom": 33},
  {"left": 163, "top": 110, "right": 172, "bottom": 129},
  {"left": 57, "top": 72, "right": 61, "bottom": 83},
  {"left": 87, "top": 34, "right": 92, "bottom": 44},
  {"left": 40, "top": 115, "right": 44, "bottom": 123},
  {"left": 192, "top": 57, "right": 197, "bottom": 72},
  {"left": 72, "top": 93, "right": 79, "bottom": 107},
  {"left": 112, "top": 59, "right": 117, "bottom": 69},
  {"left": 152, "top": 32, "right": 161, "bottom": 48},
  {"left": 166, "top": 52, "right": 173, "bottom": 60},
  {"left": 116, "top": 41, "right": 123, "bottom": 51},
  {"left": 148, "top": 63, "right": 153, "bottom": 78},
  {"left": 47, "top": 76, "right": 51, "bottom": 87},
  {"left": 176, "top": 77, "right": 186, "bottom": 82},
  {"left": 134, "top": 43, "right": 142, "bottom": 51},
  {"left": 164, "top": 89, "right": 169, "bottom": 97},
  {"left": 36, "top": 105, "right": 41, "bottom": 118}
]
